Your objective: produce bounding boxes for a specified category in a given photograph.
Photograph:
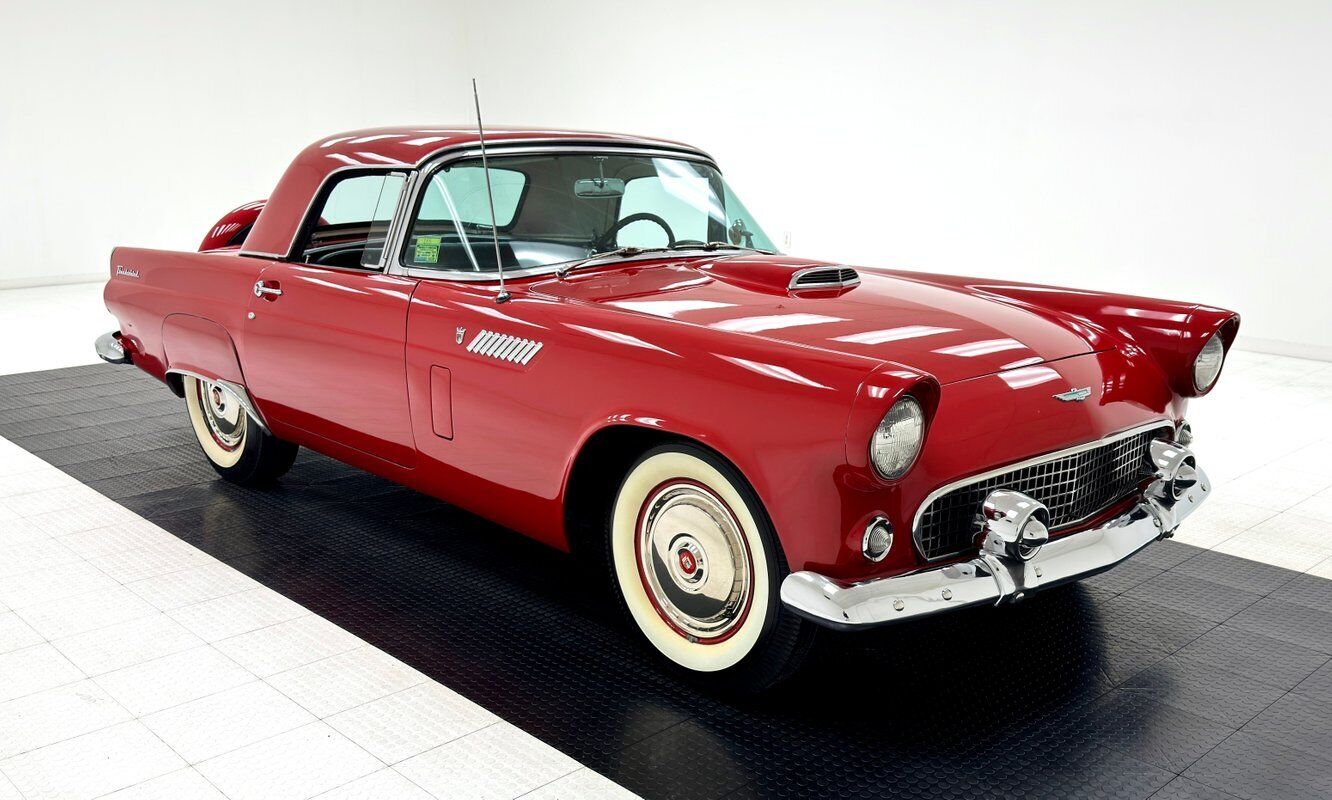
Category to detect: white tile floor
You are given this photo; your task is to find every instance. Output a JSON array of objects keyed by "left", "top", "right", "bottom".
[
  {"left": 0, "top": 438, "right": 634, "bottom": 800},
  {"left": 0, "top": 288, "right": 636, "bottom": 800},
  {"left": 0, "top": 282, "right": 1330, "bottom": 799}
]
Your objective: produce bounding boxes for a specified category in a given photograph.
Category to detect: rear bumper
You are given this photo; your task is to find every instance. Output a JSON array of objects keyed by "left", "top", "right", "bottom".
[
  {"left": 781, "top": 463, "right": 1209, "bottom": 631},
  {"left": 95, "top": 331, "right": 131, "bottom": 365}
]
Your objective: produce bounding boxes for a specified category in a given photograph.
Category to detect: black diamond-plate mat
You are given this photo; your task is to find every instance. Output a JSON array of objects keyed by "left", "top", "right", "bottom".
[{"left": 4, "top": 363, "right": 1332, "bottom": 800}]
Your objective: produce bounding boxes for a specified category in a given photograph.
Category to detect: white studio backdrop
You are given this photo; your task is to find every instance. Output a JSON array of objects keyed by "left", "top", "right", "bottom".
[{"left": 2, "top": 0, "right": 1329, "bottom": 357}]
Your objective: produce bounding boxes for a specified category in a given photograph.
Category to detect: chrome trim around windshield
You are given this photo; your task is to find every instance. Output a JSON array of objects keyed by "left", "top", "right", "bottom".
[
  {"left": 385, "top": 144, "right": 720, "bottom": 284},
  {"left": 909, "top": 419, "right": 1174, "bottom": 561},
  {"left": 242, "top": 141, "right": 713, "bottom": 264}
]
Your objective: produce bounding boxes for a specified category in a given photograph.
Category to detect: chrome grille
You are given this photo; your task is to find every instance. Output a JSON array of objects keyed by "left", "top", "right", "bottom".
[{"left": 914, "top": 426, "right": 1169, "bottom": 561}]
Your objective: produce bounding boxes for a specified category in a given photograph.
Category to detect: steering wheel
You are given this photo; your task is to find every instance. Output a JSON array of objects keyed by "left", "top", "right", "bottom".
[{"left": 593, "top": 212, "right": 676, "bottom": 251}]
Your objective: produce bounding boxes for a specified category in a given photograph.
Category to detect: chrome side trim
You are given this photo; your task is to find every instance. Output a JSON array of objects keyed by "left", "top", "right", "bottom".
[
  {"left": 783, "top": 460, "right": 1210, "bottom": 630},
  {"left": 165, "top": 369, "right": 271, "bottom": 434},
  {"left": 465, "top": 330, "right": 544, "bottom": 365},
  {"left": 910, "top": 419, "right": 1173, "bottom": 558},
  {"left": 94, "top": 331, "right": 131, "bottom": 365}
]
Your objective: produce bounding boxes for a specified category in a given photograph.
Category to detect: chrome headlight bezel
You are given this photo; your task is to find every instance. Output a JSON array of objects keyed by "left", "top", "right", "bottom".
[
  {"left": 1192, "top": 335, "right": 1225, "bottom": 393},
  {"left": 869, "top": 396, "right": 925, "bottom": 480}
]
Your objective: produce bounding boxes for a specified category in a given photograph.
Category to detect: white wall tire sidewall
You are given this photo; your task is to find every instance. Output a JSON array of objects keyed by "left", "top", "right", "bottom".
[
  {"left": 612, "top": 450, "right": 771, "bottom": 673},
  {"left": 184, "top": 376, "right": 246, "bottom": 469}
]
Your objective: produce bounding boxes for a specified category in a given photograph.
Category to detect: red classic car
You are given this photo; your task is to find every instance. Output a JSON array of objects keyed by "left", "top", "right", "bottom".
[{"left": 99, "top": 126, "right": 1237, "bottom": 691}]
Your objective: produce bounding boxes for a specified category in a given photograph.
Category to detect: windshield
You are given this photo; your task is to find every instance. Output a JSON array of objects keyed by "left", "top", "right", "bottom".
[{"left": 401, "top": 153, "right": 776, "bottom": 273}]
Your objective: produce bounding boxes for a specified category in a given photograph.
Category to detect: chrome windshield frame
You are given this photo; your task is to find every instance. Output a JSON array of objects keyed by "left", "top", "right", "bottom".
[{"left": 385, "top": 145, "right": 724, "bottom": 283}]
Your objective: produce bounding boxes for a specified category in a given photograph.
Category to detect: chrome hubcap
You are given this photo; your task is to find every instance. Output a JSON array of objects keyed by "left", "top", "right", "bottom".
[
  {"left": 199, "top": 380, "right": 245, "bottom": 450},
  {"left": 638, "top": 482, "right": 752, "bottom": 641}
]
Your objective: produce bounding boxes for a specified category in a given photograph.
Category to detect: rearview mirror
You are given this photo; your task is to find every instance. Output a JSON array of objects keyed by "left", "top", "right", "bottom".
[{"left": 574, "top": 178, "right": 625, "bottom": 198}]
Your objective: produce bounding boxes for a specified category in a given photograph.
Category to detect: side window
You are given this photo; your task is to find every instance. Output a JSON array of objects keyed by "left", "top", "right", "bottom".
[
  {"left": 298, "top": 172, "right": 405, "bottom": 269},
  {"left": 405, "top": 166, "right": 527, "bottom": 271}
]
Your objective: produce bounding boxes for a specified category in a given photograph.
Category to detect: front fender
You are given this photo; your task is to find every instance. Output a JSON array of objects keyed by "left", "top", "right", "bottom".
[{"left": 887, "top": 269, "right": 1241, "bottom": 398}]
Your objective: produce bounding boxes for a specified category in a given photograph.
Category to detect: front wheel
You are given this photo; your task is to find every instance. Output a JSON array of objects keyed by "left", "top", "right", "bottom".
[
  {"left": 183, "top": 376, "right": 297, "bottom": 486},
  {"left": 608, "top": 443, "right": 815, "bottom": 693}
]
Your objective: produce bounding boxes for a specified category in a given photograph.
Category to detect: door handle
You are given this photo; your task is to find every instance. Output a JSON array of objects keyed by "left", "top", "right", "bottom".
[{"left": 253, "top": 281, "right": 283, "bottom": 299}]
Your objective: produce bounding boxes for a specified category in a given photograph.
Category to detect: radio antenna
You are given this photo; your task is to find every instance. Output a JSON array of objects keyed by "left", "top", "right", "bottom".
[{"left": 472, "top": 78, "right": 509, "bottom": 303}]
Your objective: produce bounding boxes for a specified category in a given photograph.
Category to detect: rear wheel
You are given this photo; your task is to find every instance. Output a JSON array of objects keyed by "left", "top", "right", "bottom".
[
  {"left": 184, "top": 376, "right": 297, "bottom": 486},
  {"left": 607, "top": 443, "right": 815, "bottom": 693}
]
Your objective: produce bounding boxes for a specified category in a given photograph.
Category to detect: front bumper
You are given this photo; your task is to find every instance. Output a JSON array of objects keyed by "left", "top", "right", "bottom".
[{"left": 781, "top": 459, "right": 1209, "bottom": 631}]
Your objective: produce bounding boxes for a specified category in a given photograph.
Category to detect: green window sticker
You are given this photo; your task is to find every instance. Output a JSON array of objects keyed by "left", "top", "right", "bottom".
[{"left": 415, "top": 236, "right": 441, "bottom": 264}]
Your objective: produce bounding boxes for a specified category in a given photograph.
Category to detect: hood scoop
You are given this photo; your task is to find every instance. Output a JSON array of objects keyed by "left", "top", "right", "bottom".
[
  {"left": 698, "top": 255, "right": 862, "bottom": 296},
  {"left": 790, "top": 266, "right": 860, "bottom": 291}
]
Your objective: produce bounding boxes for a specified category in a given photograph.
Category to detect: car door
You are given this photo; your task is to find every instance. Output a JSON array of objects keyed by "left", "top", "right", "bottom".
[{"left": 241, "top": 170, "right": 419, "bottom": 467}]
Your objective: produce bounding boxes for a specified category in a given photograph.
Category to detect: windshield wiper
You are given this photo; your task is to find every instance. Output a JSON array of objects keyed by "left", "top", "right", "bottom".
[
  {"left": 556, "top": 246, "right": 667, "bottom": 279},
  {"left": 555, "top": 242, "right": 773, "bottom": 279}
]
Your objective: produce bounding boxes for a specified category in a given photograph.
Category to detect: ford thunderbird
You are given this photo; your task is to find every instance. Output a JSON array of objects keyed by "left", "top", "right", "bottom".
[{"left": 99, "top": 126, "right": 1238, "bottom": 691}]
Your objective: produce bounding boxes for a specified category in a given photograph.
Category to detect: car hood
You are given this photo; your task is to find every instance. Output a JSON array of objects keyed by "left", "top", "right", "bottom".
[{"left": 530, "top": 255, "right": 1097, "bottom": 384}]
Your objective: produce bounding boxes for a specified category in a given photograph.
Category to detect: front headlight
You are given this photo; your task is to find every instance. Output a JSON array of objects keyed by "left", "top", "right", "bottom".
[
  {"left": 870, "top": 396, "right": 924, "bottom": 479},
  {"left": 1193, "top": 335, "right": 1225, "bottom": 392}
]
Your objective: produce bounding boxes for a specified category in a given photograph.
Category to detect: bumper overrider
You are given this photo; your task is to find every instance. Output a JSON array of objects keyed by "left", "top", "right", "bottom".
[{"left": 782, "top": 439, "right": 1207, "bottom": 630}]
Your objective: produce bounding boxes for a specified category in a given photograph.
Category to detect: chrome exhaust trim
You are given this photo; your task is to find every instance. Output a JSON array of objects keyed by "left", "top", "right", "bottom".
[{"left": 94, "top": 331, "right": 131, "bottom": 365}]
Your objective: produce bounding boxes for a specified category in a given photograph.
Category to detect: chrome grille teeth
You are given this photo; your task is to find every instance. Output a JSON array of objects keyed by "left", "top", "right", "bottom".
[{"left": 916, "top": 428, "right": 1168, "bottom": 561}]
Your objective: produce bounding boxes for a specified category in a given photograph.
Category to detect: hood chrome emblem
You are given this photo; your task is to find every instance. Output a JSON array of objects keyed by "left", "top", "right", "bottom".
[{"left": 1053, "top": 387, "right": 1092, "bottom": 402}]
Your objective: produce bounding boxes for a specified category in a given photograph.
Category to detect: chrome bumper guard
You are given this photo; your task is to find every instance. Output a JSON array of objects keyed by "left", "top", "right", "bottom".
[
  {"left": 95, "top": 331, "right": 131, "bottom": 365},
  {"left": 782, "top": 443, "right": 1208, "bottom": 631}
]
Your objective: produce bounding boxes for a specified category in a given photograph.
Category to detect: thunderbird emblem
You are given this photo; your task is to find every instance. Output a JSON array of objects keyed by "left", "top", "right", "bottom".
[{"left": 1053, "top": 387, "right": 1092, "bottom": 402}]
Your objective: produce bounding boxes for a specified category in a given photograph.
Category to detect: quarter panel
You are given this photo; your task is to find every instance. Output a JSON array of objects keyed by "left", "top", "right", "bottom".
[
  {"left": 160, "top": 314, "right": 245, "bottom": 384},
  {"left": 104, "top": 247, "right": 266, "bottom": 385}
]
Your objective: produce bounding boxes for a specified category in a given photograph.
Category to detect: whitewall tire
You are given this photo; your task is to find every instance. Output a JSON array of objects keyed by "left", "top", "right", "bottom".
[
  {"left": 608, "top": 443, "right": 815, "bottom": 692},
  {"left": 183, "top": 376, "right": 297, "bottom": 486}
]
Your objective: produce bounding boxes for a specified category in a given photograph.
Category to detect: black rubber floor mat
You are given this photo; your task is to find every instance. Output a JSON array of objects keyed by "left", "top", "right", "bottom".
[{"left": 3, "top": 364, "right": 1331, "bottom": 800}]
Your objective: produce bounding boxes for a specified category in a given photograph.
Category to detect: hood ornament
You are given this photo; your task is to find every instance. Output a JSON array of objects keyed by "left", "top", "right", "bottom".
[{"left": 1053, "top": 387, "right": 1092, "bottom": 402}]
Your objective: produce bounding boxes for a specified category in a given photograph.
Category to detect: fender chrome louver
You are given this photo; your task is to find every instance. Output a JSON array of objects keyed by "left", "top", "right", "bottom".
[{"left": 466, "top": 330, "right": 544, "bottom": 365}]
